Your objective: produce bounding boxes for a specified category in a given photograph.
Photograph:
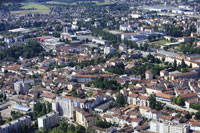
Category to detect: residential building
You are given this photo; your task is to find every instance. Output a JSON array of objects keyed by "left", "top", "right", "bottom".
[
  {"left": 38, "top": 111, "right": 59, "bottom": 130},
  {"left": 149, "top": 120, "right": 190, "bottom": 133},
  {"left": 0, "top": 115, "right": 31, "bottom": 133},
  {"left": 14, "top": 81, "right": 29, "bottom": 95},
  {"left": 127, "top": 94, "right": 138, "bottom": 105},
  {"left": 145, "top": 70, "right": 153, "bottom": 80},
  {"left": 104, "top": 47, "right": 115, "bottom": 55},
  {"left": 145, "top": 110, "right": 162, "bottom": 120},
  {"left": 53, "top": 96, "right": 81, "bottom": 119},
  {"left": 197, "top": 21, "right": 200, "bottom": 34},
  {"left": 119, "top": 24, "right": 133, "bottom": 32},
  {"left": 92, "top": 38, "right": 109, "bottom": 45},
  {"left": 169, "top": 71, "right": 199, "bottom": 80},
  {"left": 156, "top": 93, "right": 173, "bottom": 102},
  {"left": 119, "top": 44, "right": 127, "bottom": 52},
  {"left": 42, "top": 92, "right": 57, "bottom": 103},
  {"left": 75, "top": 108, "right": 96, "bottom": 128}
]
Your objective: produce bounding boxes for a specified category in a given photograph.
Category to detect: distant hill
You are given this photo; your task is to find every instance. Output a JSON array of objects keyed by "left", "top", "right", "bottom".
[
  {"left": 0, "top": 0, "right": 49, "bottom": 4},
  {"left": 0, "top": 0, "right": 24, "bottom": 2}
]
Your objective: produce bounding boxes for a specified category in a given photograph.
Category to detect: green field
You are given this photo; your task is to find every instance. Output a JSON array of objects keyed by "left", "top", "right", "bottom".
[
  {"left": 2, "top": 2, "right": 13, "bottom": 6},
  {"left": 21, "top": 3, "right": 49, "bottom": 10},
  {"left": 46, "top": 1, "right": 77, "bottom": 5},
  {"left": 93, "top": 1, "right": 112, "bottom": 6},
  {"left": 46, "top": 1, "right": 68, "bottom": 5},
  {"left": 150, "top": 39, "right": 170, "bottom": 45},
  {"left": 11, "top": 3, "right": 50, "bottom": 14}
]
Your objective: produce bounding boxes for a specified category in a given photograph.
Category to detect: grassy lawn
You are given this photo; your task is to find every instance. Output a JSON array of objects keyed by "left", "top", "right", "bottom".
[
  {"left": 93, "top": 1, "right": 112, "bottom": 6},
  {"left": 2, "top": 2, "right": 13, "bottom": 6},
  {"left": 81, "top": 1, "right": 112, "bottom": 6},
  {"left": 151, "top": 39, "right": 170, "bottom": 45},
  {"left": 11, "top": 2, "right": 50, "bottom": 14},
  {"left": 46, "top": 1, "right": 76, "bottom": 5},
  {"left": 46, "top": 1, "right": 68, "bottom": 5},
  {"left": 21, "top": 3, "right": 49, "bottom": 10}
]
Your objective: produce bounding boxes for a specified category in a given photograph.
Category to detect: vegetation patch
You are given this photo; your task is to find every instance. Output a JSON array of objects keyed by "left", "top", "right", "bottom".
[{"left": 21, "top": 3, "right": 49, "bottom": 10}]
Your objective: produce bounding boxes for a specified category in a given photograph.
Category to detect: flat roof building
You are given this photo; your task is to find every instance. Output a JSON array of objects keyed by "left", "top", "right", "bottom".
[
  {"left": 0, "top": 115, "right": 31, "bottom": 133},
  {"left": 38, "top": 111, "right": 59, "bottom": 130}
]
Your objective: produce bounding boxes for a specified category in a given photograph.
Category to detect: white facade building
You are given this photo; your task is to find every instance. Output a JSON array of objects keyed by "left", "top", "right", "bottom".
[
  {"left": 104, "top": 47, "right": 115, "bottom": 55},
  {"left": 53, "top": 95, "right": 107, "bottom": 119},
  {"left": 0, "top": 115, "right": 31, "bottom": 133},
  {"left": 14, "top": 81, "right": 29, "bottom": 95},
  {"left": 149, "top": 120, "right": 190, "bottom": 133},
  {"left": 53, "top": 96, "right": 81, "bottom": 119},
  {"left": 38, "top": 111, "right": 59, "bottom": 130},
  {"left": 92, "top": 38, "right": 109, "bottom": 45},
  {"left": 120, "top": 24, "right": 133, "bottom": 32},
  {"left": 119, "top": 44, "right": 127, "bottom": 52},
  {"left": 197, "top": 21, "right": 200, "bottom": 34}
]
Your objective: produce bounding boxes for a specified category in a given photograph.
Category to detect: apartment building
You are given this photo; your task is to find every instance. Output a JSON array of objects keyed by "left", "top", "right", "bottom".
[
  {"left": 149, "top": 120, "right": 190, "bottom": 133},
  {"left": 38, "top": 111, "right": 59, "bottom": 130},
  {"left": 0, "top": 115, "right": 31, "bottom": 133},
  {"left": 75, "top": 108, "right": 96, "bottom": 128}
]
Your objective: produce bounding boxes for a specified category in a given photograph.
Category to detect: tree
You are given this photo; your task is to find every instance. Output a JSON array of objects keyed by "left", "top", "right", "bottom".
[
  {"left": 33, "top": 101, "right": 51, "bottom": 119},
  {"left": 181, "top": 59, "right": 187, "bottom": 68},
  {"left": 21, "top": 123, "right": 28, "bottom": 133},
  {"left": 116, "top": 93, "right": 126, "bottom": 107},
  {"left": 67, "top": 125, "right": 75, "bottom": 133},
  {"left": 0, "top": 113, "right": 4, "bottom": 125},
  {"left": 149, "top": 94, "right": 163, "bottom": 110},
  {"left": 47, "top": 102, "right": 52, "bottom": 113},
  {"left": 176, "top": 96, "right": 185, "bottom": 106},
  {"left": 58, "top": 121, "right": 68, "bottom": 131},
  {"left": 75, "top": 125, "right": 86, "bottom": 133},
  {"left": 173, "top": 60, "right": 177, "bottom": 70},
  {"left": 96, "top": 119, "right": 111, "bottom": 128},
  {"left": 195, "top": 111, "right": 200, "bottom": 120},
  {"left": 149, "top": 94, "right": 157, "bottom": 109}
]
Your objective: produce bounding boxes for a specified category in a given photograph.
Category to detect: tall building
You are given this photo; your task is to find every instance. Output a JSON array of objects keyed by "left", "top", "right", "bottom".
[
  {"left": 104, "top": 47, "right": 115, "bottom": 55},
  {"left": 14, "top": 81, "right": 29, "bottom": 95},
  {"left": 38, "top": 111, "right": 59, "bottom": 130},
  {"left": 53, "top": 94, "right": 107, "bottom": 119},
  {"left": 197, "top": 21, "right": 200, "bottom": 34},
  {"left": 53, "top": 96, "right": 81, "bottom": 119},
  {"left": 0, "top": 115, "right": 31, "bottom": 133}
]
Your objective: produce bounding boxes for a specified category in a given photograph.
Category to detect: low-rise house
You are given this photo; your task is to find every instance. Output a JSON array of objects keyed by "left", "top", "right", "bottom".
[
  {"left": 127, "top": 94, "right": 138, "bottom": 105},
  {"left": 156, "top": 93, "right": 173, "bottom": 102},
  {"left": 92, "top": 38, "right": 109, "bottom": 45},
  {"left": 41, "top": 92, "right": 57, "bottom": 103},
  {"left": 181, "top": 92, "right": 198, "bottom": 101},
  {"left": 178, "top": 36, "right": 193, "bottom": 43},
  {"left": 127, "top": 118, "right": 143, "bottom": 128},
  {"left": 145, "top": 109, "right": 162, "bottom": 120},
  {"left": 169, "top": 71, "right": 199, "bottom": 80},
  {"left": 139, "top": 95, "right": 149, "bottom": 106}
]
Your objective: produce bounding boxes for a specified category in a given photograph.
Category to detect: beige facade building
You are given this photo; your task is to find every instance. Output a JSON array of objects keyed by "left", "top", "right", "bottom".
[{"left": 75, "top": 108, "right": 96, "bottom": 128}]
